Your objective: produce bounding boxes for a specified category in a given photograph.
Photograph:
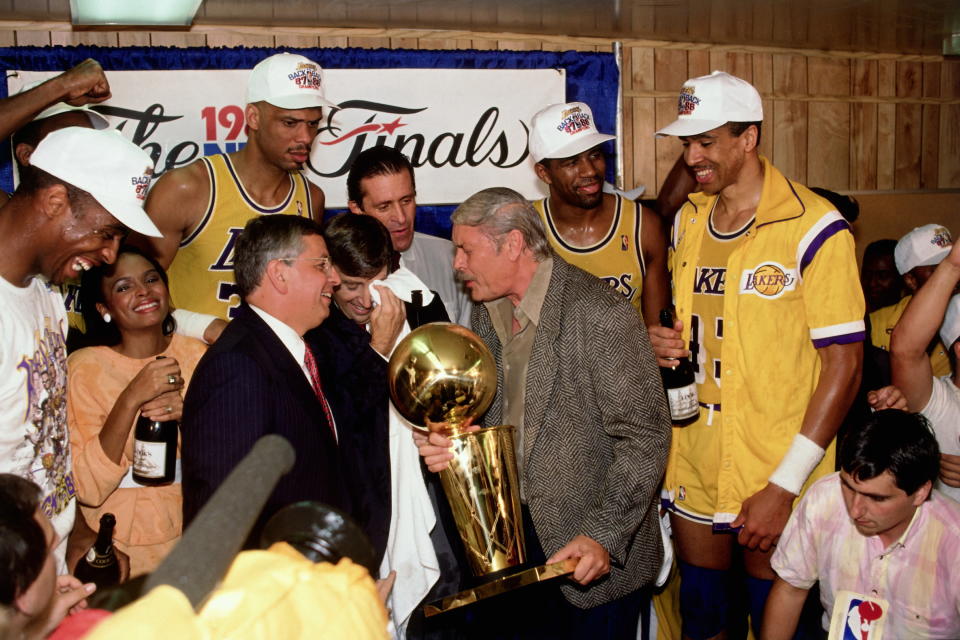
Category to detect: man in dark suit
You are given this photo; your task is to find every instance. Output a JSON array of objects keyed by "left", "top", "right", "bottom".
[
  {"left": 311, "top": 212, "right": 443, "bottom": 563},
  {"left": 316, "top": 213, "right": 466, "bottom": 637},
  {"left": 181, "top": 215, "right": 346, "bottom": 545},
  {"left": 418, "top": 187, "right": 671, "bottom": 638}
]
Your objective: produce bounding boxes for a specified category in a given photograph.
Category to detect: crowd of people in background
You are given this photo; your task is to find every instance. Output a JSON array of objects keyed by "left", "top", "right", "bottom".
[{"left": 0, "top": 52, "right": 957, "bottom": 640}]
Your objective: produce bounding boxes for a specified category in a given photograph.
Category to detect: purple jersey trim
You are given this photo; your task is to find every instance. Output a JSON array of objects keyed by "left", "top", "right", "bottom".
[
  {"left": 812, "top": 330, "right": 866, "bottom": 349},
  {"left": 799, "top": 218, "right": 850, "bottom": 275}
]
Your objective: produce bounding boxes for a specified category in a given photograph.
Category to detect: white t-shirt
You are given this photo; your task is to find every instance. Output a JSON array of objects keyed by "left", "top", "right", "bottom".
[
  {"left": 0, "top": 275, "right": 74, "bottom": 568},
  {"left": 919, "top": 375, "right": 960, "bottom": 502},
  {"left": 400, "top": 232, "right": 473, "bottom": 328}
]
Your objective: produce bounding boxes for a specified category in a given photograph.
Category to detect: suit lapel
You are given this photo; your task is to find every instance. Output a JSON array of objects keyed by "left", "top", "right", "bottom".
[
  {"left": 473, "top": 304, "right": 504, "bottom": 427},
  {"left": 239, "top": 305, "right": 333, "bottom": 437},
  {"left": 522, "top": 257, "right": 565, "bottom": 462}
]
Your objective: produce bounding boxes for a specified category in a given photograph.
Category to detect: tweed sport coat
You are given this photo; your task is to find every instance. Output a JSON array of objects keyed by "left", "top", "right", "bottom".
[{"left": 473, "top": 254, "right": 671, "bottom": 609}]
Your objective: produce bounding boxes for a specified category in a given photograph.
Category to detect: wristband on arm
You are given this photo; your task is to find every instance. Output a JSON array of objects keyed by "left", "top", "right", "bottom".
[
  {"left": 769, "top": 434, "right": 826, "bottom": 496},
  {"left": 172, "top": 308, "right": 218, "bottom": 344}
]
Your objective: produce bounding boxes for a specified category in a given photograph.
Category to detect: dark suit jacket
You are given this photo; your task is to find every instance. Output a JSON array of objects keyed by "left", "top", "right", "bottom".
[
  {"left": 181, "top": 304, "right": 346, "bottom": 547},
  {"left": 308, "top": 292, "right": 452, "bottom": 571},
  {"left": 473, "top": 255, "right": 671, "bottom": 609}
]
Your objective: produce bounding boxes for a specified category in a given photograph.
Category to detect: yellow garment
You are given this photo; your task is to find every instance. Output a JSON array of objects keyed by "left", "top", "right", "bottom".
[
  {"left": 652, "top": 563, "right": 681, "bottom": 640},
  {"left": 166, "top": 154, "right": 313, "bottom": 320},
  {"left": 59, "top": 280, "right": 84, "bottom": 333},
  {"left": 870, "top": 295, "right": 951, "bottom": 377},
  {"left": 67, "top": 335, "right": 207, "bottom": 576},
  {"left": 665, "top": 157, "right": 865, "bottom": 527},
  {"left": 669, "top": 213, "right": 752, "bottom": 519},
  {"left": 534, "top": 194, "right": 645, "bottom": 313},
  {"left": 86, "top": 544, "right": 388, "bottom": 640}
]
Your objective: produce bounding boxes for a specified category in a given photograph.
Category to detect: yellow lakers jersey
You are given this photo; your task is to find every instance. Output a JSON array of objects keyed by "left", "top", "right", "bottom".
[
  {"left": 166, "top": 154, "right": 313, "bottom": 320},
  {"left": 534, "top": 194, "right": 645, "bottom": 313},
  {"left": 690, "top": 212, "right": 754, "bottom": 405}
]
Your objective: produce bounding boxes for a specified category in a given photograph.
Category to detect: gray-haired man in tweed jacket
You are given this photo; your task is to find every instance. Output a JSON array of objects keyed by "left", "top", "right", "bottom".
[{"left": 416, "top": 187, "right": 671, "bottom": 638}]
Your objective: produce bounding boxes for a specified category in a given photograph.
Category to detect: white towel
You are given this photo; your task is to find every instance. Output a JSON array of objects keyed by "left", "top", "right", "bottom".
[
  {"left": 379, "top": 320, "right": 441, "bottom": 638},
  {"left": 369, "top": 266, "right": 436, "bottom": 306}
]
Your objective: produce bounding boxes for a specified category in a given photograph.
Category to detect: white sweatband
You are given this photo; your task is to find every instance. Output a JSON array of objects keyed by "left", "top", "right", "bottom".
[
  {"left": 172, "top": 308, "right": 217, "bottom": 343},
  {"left": 768, "top": 434, "right": 826, "bottom": 496}
]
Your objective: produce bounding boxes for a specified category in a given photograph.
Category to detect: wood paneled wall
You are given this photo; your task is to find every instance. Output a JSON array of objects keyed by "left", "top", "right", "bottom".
[{"left": 1, "top": 21, "right": 958, "bottom": 197}]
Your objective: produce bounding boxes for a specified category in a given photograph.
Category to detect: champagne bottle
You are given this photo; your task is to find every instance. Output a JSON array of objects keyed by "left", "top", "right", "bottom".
[
  {"left": 74, "top": 513, "right": 120, "bottom": 589},
  {"left": 133, "top": 413, "right": 178, "bottom": 486},
  {"left": 658, "top": 309, "right": 699, "bottom": 425}
]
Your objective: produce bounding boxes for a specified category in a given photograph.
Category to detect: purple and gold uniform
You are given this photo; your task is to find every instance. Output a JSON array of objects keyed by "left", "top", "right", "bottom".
[
  {"left": 663, "top": 157, "right": 865, "bottom": 528},
  {"left": 166, "top": 154, "right": 313, "bottom": 320}
]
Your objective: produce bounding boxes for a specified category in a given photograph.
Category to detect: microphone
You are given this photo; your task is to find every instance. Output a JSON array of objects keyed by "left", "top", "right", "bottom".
[{"left": 88, "top": 434, "right": 295, "bottom": 611}]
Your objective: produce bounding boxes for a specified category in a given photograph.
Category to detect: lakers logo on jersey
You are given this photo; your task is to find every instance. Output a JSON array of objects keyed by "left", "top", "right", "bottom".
[
  {"left": 694, "top": 267, "right": 726, "bottom": 295},
  {"left": 740, "top": 262, "right": 797, "bottom": 299},
  {"left": 600, "top": 273, "right": 637, "bottom": 301},
  {"left": 210, "top": 228, "right": 244, "bottom": 271}
]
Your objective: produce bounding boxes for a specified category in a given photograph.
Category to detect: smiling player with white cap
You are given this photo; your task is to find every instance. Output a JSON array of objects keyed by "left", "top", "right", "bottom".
[
  {"left": 648, "top": 70, "right": 866, "bottom": 639},
  {"left": 528, "top": 101, "right": 670, "bottom": 323},
  {"left": 0, "top": 126, "right": 158, "bottom": 570}
]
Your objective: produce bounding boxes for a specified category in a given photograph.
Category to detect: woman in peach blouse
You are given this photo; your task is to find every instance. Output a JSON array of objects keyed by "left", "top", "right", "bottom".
[{"left": 68, "top": 247, "right": 206, "bottom": 577}]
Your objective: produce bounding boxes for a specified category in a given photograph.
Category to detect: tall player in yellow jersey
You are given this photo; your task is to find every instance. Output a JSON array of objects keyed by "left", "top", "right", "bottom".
[
  {"left": 650, "top": 72, "right": 863, "bottom": 640},
  {"left": 140, "top": 53, "right": 330, "bottom": 320},
  {"left": 528, "top": 102, "right": 670, "bottom": 323}
]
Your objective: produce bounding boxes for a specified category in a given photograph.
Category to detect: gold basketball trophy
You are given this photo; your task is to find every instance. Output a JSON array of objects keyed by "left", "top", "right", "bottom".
[{"left": 388, "top": 322, "right": 575, "bottom": 616}]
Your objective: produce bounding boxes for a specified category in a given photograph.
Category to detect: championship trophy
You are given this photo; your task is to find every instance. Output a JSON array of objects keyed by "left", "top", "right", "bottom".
[{"left": 388, "top": 322, "right": 575, "bottom": 616}]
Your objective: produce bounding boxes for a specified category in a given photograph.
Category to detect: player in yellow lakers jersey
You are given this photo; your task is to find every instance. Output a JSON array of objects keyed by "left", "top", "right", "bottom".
[
  {"left": 162, "top": 153, "right": 314, "bottom": 319},
  {"left": 139, "top": 53, "right": 331, "bottom": 320},
  {"left": 528, "top": 102, "right": 670, "bottom": 324},
  {"left": 651, "top": 72, "right": 863, "bottom": 640},
  {"left": 532, "top": 194, "right": 658, "bottom": 314}
]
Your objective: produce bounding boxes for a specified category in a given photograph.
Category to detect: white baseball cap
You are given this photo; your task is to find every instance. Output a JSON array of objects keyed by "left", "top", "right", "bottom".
[
  {"left": 18, "top": 80, "right": 109, "bottom": 129},
  {"left": 940, "top": 294, "right": 960, "bottom": 347},
  {"left": 894, "top": 224, "right": 952, "bottom": 275},
  {"left": 29, "top": 127, "right": 162, "bottom": 238},
  {"left": 246, "top": 53, "right": 336, "bottom": 110},
  {"left": 528, "top": 102, "right": 615, "bottom": 163},
  {"left": 655, "top": 71, "right": 763, "bottom": 138}
]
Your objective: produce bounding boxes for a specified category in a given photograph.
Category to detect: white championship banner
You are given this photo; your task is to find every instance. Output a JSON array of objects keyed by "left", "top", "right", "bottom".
[{"left": 8, "top": 68, "right": 565, "bottom": 207}]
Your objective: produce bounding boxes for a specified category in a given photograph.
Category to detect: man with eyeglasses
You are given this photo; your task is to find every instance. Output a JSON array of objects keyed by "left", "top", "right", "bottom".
[{"left": 181, "top": 214, "right": 352, "bottom": 548}]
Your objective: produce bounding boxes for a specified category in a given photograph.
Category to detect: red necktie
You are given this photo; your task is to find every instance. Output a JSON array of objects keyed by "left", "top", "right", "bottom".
[{"left": 303, "top": 345, "right": 337, "bottom": 442}]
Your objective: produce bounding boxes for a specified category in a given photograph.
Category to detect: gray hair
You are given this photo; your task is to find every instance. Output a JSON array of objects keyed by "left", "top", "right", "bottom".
[
  {"left": 234, "top": 215, "right": 323, "bottom": 298},
  {"left": 450, "top": 187, "right": 551, "bottom": 261}
]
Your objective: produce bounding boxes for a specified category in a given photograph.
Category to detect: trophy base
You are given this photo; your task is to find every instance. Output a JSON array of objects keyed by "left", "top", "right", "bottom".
[{"left": 423, "top": 558, "right": 577, "bottom": 617}]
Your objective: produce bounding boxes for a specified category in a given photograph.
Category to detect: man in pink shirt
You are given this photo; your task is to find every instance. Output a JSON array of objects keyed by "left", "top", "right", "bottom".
[{"left": 763, "top": 410, "right": 960, "bottom": 639}]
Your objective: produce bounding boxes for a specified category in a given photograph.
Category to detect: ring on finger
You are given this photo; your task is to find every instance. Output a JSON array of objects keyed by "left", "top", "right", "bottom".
[
  {"left": 166, "top": 406, "right": 173, "bottom": 414},
  {"left": 167, "top": 374, "right": 177, "bottom": 385}
]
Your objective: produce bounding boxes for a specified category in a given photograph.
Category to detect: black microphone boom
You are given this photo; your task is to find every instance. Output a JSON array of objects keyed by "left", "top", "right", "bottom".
[{"left": 143, "top": 434, "right": 295, "bottom": 609}]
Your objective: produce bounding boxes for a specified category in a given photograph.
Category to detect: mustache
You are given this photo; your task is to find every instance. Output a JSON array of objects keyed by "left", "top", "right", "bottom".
[{"left": 455, "top": 271, "right": 473, "bottom": 283}]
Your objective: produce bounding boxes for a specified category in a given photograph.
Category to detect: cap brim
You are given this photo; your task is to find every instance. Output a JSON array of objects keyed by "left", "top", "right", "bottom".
[
  {"left": 534, "top": 132, "right": 616, "bottom": 163},
  {"left": 95, "top": 195, "right": 163, "bottom": 238},
  {"left": 655, "top": 117, "right": 727, "bottom": 138},
  {"left": 265, "top": 94, "right": 337, "bottom": 110},
  {"left": 917, "top": 247, "right": 951, "bottom": 268},
  {"left": 34, "top": 104, "right": 110, "bottom": 130},
  {"left": 903, "top": 247, "right": 952, "bottom": 274}
]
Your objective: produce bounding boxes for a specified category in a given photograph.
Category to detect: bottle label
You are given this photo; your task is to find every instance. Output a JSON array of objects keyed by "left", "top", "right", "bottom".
[
  {"left": 667, "top": 383, "right": 699, "bottom": 421},
  {"left": 87, "top": 549, "right": 115, "bottom": 568},
  {"left": 134, "top": 440, "right": 168, "bottom": 479}
]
